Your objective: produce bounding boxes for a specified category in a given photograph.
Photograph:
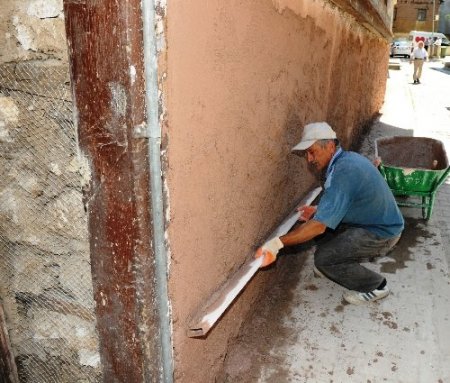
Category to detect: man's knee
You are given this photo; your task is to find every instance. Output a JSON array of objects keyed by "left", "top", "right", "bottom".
[{"left": 314, "top": 248, "right": 334, "bottom": 268}]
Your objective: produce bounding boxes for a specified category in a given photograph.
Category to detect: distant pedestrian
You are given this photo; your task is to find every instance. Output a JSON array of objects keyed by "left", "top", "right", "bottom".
[
  {"left": 434, "top": 37, "right": 442, "bottom": 58},
  {"left": 410, "top": 41, "right": 428, "bottom": 84}
]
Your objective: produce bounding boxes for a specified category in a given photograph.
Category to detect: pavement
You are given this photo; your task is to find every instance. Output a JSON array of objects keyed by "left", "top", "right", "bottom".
[{"left": 220, "top": 57, "right": 450, "bottom": 383}]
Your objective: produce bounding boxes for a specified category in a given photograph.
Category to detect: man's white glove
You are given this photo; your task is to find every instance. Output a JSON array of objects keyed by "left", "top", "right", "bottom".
[{"left": 255, "top": 237, "right": 284, "bottom": 267}]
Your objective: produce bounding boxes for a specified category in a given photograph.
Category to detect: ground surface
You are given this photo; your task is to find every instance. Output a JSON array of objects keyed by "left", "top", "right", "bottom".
[{"left": 219, "top": 58, "right": 450, "bottom": 382}]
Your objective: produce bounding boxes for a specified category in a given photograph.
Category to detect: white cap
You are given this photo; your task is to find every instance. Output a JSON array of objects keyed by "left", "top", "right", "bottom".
[{"left": 292, "top": 122, "right": 337, "bottom": 151}]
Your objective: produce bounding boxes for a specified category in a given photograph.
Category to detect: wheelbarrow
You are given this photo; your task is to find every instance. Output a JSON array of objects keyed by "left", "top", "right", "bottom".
[{"left": 375, "top": 136, "right": 450, "bottom": 220}]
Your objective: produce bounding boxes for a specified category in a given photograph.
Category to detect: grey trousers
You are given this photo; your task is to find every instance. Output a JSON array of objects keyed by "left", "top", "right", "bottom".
[{"left": 314, "top": 227, "right": 401, "bottom": 293}]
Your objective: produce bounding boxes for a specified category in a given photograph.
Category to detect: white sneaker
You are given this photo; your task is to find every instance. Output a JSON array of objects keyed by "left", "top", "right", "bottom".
[
  {"left": 313, "top": 266, "right": 325, "bottom": 278},
  {"left": 343, "top": 286, "right": 390, "bottom": 305}
]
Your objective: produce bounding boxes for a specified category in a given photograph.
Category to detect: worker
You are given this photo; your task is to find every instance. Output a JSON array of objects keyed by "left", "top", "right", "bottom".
[{"left": 255, "top": 122, "right": 404, "bottom": 305}]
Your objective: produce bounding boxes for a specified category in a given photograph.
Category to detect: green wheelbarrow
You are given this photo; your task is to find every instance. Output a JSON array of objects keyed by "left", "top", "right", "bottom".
[{"left": 375, "top": 136, "right": 450, "bottom": 220}]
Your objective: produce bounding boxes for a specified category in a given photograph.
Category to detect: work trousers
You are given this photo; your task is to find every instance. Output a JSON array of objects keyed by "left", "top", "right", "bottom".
[
  {"left": 413, "top": 59, "right": 424, "bottom": 81},
  {"left": 314, "top": 227, "right": 401, "bottom": 293}
]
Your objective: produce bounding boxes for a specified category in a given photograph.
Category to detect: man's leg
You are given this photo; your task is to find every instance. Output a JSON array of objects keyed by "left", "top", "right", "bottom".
[
  {"left": 314, "top": 227, "right": 400, "bottom": 293},
  {"left": 413, "top": 60, "right": 419, "bottom": 82},
  {"left": 417, "top": 60, "right": 424, "bottom": 81}
]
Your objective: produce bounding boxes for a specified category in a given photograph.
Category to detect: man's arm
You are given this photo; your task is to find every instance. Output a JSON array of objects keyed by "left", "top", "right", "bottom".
[
  {"left": 255, "top": 219, "right": 327, "bottom": 267},
  {"left": 280, "top": 219, "right": 327, "bottom": 246}
]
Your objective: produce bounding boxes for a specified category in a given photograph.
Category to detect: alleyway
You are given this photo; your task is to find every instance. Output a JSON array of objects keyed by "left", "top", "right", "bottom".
[{"left": 219, "top": 58, "right": 450, "bottom": 382}]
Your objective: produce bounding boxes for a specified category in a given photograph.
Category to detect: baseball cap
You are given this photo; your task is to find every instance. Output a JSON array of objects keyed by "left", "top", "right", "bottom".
[{"left": 292, "top": 122, "right": 337, "bottom": 151}]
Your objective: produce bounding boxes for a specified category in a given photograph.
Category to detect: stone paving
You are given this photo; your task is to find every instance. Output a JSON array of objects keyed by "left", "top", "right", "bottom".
[{"left": 220, "top": 58, "right": 450, "bottom": 383}]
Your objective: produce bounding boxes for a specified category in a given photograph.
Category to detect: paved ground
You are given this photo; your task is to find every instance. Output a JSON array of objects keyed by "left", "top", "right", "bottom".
[{"left": 220, "top": 58, "right": 450, "bottom": 383}]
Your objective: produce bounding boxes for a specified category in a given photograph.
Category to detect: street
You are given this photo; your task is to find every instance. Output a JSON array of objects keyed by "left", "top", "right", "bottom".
[{"left": 218, "top": 58, "right": 450, "bottom": 383}]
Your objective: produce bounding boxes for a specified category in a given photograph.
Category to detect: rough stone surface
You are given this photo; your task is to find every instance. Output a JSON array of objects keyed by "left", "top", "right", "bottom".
[
  {"left": 0, "top": 0, "right": 67, "bottom": 64},
  {"left": 0, "top": 58, "right": 100, "bottom": 381}
]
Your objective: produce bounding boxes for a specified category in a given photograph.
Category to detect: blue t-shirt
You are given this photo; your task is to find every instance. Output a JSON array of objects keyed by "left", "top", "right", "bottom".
[{"left": 314, "top": 150, "right": 404, "bottom": 238}]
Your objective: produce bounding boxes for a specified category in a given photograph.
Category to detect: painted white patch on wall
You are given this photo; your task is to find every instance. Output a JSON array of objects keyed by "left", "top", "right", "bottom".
[
  {"left": 0, "top": 122, "right": 10, "bottom": 142},
  {"left": 27, "top": 0, "right": 62, "bottom": 19},
  {"left": 78, "top": 350, "right": 101, "bottom": 367},
  {"left": 0, "top": 189, "right": 19, "bottom": 224},
  {"left": 130, "top": 65, "right": 136, "bottom": 85},
  {"left": 67, "top": 154, "right": 91, "bottom": 188},
  {"left": 109, "top": 82, "right": 127, "bottom": 117},
  {"left": 12, "top": 17, "right": 34, "bottom": 51},
  {"left": 49, "top": 162, "right": 62, "bottom": 176},
  {"left": 0, "top": 96, "right": 19, "bottom": 142}
]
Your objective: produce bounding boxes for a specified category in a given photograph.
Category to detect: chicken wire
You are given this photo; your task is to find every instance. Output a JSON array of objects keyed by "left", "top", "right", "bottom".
[{"left": 0, "top": 61, "right": 102, "bottom": 383}]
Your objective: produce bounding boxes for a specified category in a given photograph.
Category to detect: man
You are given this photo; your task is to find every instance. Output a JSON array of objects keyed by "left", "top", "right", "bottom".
[
  {"left": 410, "top": 40, "right": 428, "bottom": 84},
  {"left": 434, "top": 37, "right": 442, "bottom": 58},
  {"left": 256, "top": 122, "right": 404, "bottom": 305}
]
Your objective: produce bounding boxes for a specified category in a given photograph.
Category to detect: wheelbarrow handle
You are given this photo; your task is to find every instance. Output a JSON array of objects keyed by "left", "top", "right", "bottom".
[{"left": 435, "top": 166, "right": 450, "bottom": 190}]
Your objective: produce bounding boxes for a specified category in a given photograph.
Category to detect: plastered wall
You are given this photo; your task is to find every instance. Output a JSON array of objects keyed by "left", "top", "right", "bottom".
[{"left": 165, "top": 0, "right": 389, "bottom": 381}]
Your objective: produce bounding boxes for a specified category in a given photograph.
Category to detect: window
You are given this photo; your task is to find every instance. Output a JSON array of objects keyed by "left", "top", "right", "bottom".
[{"left": 417, "top": 9, "right": 427, "bottom": 21}]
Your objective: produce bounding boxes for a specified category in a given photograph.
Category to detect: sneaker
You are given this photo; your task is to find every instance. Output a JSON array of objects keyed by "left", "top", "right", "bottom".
[
  {"left": 343, "top": 286, "right": 390, "bottom": 305},
  {"left": 313, "top": 265, "right": 325, "bottom": 278}
]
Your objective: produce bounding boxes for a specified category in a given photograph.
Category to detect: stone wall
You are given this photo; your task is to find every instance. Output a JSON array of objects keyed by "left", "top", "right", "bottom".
[
  {"left": 0, "top": 0, "right": 67, "bottom": 64},
  {"left": 0, "top": 1, "right": 100, "bottom": 381}
]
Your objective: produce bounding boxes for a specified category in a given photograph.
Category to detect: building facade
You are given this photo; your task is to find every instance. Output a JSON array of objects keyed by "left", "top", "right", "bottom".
[{"left": 393, "top": 0, "right": 442, "bottom": 35}]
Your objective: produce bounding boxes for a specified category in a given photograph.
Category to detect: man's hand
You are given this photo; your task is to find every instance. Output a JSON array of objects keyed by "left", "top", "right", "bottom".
[
  {"left": 297, "top": 205, "right": 317, "bottom": 221},
  {"left": 255, "top": 237, "right": 284, "bottom": 267},
  {"left": 373, "top": 157, "right": 382, "bottom": 168}
]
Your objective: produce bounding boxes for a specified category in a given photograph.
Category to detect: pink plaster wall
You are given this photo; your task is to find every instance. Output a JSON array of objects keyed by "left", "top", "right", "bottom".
[{"left": 164, "top": 1, "right": 388, "bottom": 381}]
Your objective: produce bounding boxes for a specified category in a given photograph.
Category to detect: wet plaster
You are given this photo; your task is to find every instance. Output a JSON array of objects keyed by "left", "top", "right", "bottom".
[{"left": 167, "top": 0, "right": 389, "bottom": 378}]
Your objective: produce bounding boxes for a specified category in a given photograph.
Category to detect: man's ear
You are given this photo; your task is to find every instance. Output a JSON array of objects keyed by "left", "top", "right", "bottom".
[{"left": 327, "top": 140, "right": 336, "bottom": 152}]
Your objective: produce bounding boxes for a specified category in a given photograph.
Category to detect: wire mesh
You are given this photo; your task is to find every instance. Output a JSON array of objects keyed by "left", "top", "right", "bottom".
[{"left": 0, "top": 61, "right": 102, "bottom": 383}]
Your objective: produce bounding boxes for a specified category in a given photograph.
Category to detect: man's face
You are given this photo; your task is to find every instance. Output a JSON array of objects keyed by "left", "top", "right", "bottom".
[{"left": 305, "top": 140, "right": 336, "bottom": 176}]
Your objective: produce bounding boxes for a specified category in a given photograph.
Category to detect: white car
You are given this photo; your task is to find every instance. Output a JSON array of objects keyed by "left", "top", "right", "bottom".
[{"left": 390, "top": 41, "right": 412, "bottom": 58}]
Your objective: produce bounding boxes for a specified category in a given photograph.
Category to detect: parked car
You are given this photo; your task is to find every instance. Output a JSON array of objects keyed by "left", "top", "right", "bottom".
[{"left": 390, "top": 40, "right": 412, "bottom": 58}]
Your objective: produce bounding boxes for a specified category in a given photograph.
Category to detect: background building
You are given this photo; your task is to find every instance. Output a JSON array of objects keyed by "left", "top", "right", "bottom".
[
  {"left": 393, "top": 0, "right": 442, "bottom": 36},
  {"left": 439, "top": 0, "right": 450, "bottom": 34}
]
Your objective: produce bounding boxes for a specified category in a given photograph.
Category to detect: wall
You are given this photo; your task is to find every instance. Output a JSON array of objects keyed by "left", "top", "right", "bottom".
[
  {"left": 1, "top": 0, "right": 391, "bottom": 381},
  {"left": 0, "top": 0, "right": 68, "bottom": 64},
  {"left": 165, "top": 0, "right": 389, "bottom": 381},
  {"left": 0, "top": 0, "right": 101, "bottom": 381}
]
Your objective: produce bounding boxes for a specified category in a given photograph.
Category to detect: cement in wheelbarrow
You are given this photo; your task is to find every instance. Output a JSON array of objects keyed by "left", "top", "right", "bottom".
[{"left": 375, "top": 136, "right": 450, "bottom": 219}]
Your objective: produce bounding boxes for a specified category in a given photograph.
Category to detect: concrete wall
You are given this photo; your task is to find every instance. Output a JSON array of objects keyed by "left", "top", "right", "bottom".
[{"left": 164, "top": 0, "right": 389, "bottom": 381}]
